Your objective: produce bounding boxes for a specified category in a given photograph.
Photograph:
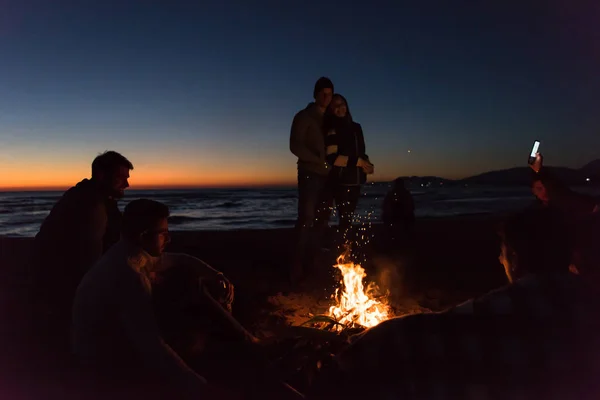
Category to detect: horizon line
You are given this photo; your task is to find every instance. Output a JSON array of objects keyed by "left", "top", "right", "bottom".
[
  {"left": 0, "top": 183, "right": 291, "bottom": 192},
  {"left": 0, "top": 180, "right": 398, "bottom": 192},
  {"left": 4, "top": 160, "right": 591, "bottom": 192}
]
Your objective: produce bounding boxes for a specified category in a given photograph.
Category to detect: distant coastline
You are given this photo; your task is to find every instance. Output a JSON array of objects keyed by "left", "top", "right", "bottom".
[{"left": 400, "top": 158, "right": 600, "bottom": 187}]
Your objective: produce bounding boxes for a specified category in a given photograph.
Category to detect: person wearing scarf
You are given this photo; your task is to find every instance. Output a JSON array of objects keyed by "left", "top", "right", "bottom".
[{"left": 321, "top": 94, "right": 374, "bottom": 249}]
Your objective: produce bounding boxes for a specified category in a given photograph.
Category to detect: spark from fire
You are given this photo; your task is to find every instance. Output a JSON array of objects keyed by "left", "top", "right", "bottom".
[{"left": 328, "top": 252, "right": 391, "bottom": 330}]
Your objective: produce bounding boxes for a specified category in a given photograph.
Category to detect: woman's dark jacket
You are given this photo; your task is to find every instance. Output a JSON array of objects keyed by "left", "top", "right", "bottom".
[{"left": 323, "top": 114, "right": 369, "bottom": 185}]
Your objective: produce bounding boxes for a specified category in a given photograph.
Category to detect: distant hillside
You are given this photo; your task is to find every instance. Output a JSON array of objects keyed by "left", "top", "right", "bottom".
[
  {"left": 460, "top": 159, "right": 600, "bottom": 185},
  {"left": 391, "top": 159, "right": 600, "bottom": 186},
  {"left": 459, "top": 166, "right": 586, "bottom": 185},
  {"left": 581, "top": 159, "right": 600, "bottom": 178}
]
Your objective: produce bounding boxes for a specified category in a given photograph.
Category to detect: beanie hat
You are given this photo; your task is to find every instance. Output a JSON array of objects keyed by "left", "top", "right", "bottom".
[{"left": 313, "top": 77, "right": 334, "bottom": 98}]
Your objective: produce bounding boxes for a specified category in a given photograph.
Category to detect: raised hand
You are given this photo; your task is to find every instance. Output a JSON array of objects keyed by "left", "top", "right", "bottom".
[{"left": 529, "top": 153, "right": 543, "bottom": 173}]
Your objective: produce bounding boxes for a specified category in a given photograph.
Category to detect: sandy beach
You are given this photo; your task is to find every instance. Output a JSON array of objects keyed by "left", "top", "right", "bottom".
[{"left": 0, "top": 215, "right": 508, "bottom": 395}]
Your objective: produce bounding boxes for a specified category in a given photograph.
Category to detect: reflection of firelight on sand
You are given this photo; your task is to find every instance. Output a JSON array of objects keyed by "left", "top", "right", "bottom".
[{"left": 328, "top": 254, "right": 391, "bottom": 330}]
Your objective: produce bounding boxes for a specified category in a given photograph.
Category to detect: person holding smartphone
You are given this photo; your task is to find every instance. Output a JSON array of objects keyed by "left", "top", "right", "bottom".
[
  {"left": 529, "top": 152, "right": 599, "bottom": 277},
  {"left": 318, "top": 94, "right": 374, "bottom": 250}
]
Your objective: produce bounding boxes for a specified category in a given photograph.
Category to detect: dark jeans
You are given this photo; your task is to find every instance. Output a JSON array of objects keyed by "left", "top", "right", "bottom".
[
  {"left": 296, "top": 170, "right": 329, "bottom": 229},
  {"left": 318, "top": 184, "right": 362, "bottom": 244},
  {"left": 293, "top": 170, "right": 329, "bottom": 268}
]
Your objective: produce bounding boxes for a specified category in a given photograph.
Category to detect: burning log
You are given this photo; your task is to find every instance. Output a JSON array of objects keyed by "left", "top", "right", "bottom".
[
  {"left": 301, "top": 249, "right": 392, "bottom": 333},
  {"left": 275, "top": 251, "right": 392, "bottom": 391},
  {"left": 270, "top": 249, "right": 393, "bottom": 390},
  {"left": 328, "top": 252, "right": 392, "bottom": 331},
  {"left": 327, "top": 252, "right": 391, "bottom": 331}
]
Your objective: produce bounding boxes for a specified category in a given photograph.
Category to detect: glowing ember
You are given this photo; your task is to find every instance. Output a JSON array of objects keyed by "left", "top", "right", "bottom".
[{"left": 328, "top": 253, "right": 391, "bottom": 330}]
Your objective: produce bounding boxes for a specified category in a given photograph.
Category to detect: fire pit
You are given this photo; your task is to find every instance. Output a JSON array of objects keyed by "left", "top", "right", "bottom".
[
  {"left": 262, "top": 250, "right": 395, "bottom": 392},
  {"left": 327, "top": 253, "right": 391, "bottom": 331},
  {"left": 265, "top": 249, "right": 395, "bottom": 334}
]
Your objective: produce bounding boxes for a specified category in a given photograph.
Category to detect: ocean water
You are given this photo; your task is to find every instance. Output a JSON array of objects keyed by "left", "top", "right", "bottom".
[{"left": 1, "top": 183, "right": 598, "bottom": 237}]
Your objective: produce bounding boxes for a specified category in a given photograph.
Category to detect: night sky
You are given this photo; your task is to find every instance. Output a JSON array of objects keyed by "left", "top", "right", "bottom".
[{"left": 1, "top": 0, "right": 599, "bottom": 189}]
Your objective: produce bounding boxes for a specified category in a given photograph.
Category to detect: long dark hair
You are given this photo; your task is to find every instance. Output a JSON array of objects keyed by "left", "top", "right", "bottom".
[{"left": 324, "top": 94, "right": 353, "bottom": 132}]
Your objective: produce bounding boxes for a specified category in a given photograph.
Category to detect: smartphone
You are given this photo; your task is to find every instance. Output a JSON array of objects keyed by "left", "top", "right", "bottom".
[{"left": 528, "top": 140, "right": 540, "bottom": 165}]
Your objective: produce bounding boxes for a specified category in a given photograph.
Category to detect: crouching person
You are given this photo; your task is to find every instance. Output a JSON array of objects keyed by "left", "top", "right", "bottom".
[{"left": 71, "top": 199, "right": 303, "bottom": 399}]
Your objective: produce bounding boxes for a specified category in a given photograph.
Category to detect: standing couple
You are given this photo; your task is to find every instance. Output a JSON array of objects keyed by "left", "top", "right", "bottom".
[{"left": 289, "top": 77, "right": 374, "bottom": 283}]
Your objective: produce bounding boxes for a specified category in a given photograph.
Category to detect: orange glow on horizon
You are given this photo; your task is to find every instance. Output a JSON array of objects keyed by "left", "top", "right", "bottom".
[
  {"left": 0, "top": 148, "right": 472, "bottom": 192},
  {"left": 0, "top": 154, "right": 408, "bottom": 191},
  {"left": 0, "top": 181, "right": 297, "bottom": 192},
  {"left": 0, "top": 159, "right": 299, "bottom": 191},
  {"left": 0, "top": 173, "right": 297, "bottom": 191}
]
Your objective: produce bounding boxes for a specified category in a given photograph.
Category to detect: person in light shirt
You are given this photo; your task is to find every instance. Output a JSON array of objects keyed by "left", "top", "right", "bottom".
[{"left": 72, "top": 199, "right": 303, "bottom": 399}]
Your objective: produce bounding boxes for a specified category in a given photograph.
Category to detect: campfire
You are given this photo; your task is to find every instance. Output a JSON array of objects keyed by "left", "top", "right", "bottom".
[
  {"left": 327, "top": 252, "right": 391, "bottom": 331},
  {"left": 266, "top": 249, "right": 393, "bottom": 390}
]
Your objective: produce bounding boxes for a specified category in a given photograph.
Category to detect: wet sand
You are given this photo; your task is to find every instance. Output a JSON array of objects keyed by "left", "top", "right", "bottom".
[{"left": 0, "top": 216, "right": 508, "bottom": 395}]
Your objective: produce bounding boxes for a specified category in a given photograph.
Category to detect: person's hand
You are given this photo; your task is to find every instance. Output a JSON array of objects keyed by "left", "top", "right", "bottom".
[
  {"left": 202, "top": 272, "right": 235, "bottom": 311},
  {"left": 529, "top": 153, "right": 543, "bottom": 173},
  {"left": 334, "top": 155, "right": 349, "bottom": 167},
  {"left": 569, "top": 264, "right": 580, "bottom": 275},
  {"left": 358, "top": 158, "right": 374, "bottom": 174}
]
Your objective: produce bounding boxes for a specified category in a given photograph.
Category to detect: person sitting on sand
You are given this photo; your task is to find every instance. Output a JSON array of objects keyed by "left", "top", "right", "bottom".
[
  {"left": 529, "top": 152, "right": 599, "bottom": 278},
  {"left": 72, "top": 199, "right": 303, "bottom": 399},
  {"left": 29, "top": 150, "right": 133, "bottom": 351},
  {"left": 308, "top": 209, "right": 600, "bottom": 399},
  {"left": 381, "top": 177, "right": 415, "bottom": 250}
]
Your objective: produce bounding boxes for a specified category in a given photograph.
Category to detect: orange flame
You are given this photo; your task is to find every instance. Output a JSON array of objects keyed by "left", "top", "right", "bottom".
[{"left": 328, "top": 253, "right": 391, "bottom": 330}]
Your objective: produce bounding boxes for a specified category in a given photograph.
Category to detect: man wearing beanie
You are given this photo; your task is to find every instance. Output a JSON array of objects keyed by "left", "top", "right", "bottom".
[{"left": 289, "top": 77, "right": 334, "bottom": 284}]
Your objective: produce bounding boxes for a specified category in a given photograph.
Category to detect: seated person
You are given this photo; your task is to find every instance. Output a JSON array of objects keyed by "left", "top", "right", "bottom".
[
  {"left": 308, "top": 210, "right": 600, "bottom": 399},
  {"left": 530, "top": 153, "right": 598, "bottom": 215},
  {"left": 529, "top": 152, "right": 599, "bottom": 277},
  {"left": 30, "top": 150, "right": 133, "bottom": 345},
  {"left": 71, "top": 199, "right": 302, "bottom": 399}
]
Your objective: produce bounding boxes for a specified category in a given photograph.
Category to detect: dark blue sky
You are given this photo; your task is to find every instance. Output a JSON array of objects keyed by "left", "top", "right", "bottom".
[{"left": 1, "top": 0, "right": 599, "bottom": 188}]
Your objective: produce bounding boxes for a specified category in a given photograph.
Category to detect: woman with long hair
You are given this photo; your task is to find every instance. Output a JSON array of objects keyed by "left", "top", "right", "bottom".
[{"left": 319, "top": 94, "right": 374, "bottom": 248}]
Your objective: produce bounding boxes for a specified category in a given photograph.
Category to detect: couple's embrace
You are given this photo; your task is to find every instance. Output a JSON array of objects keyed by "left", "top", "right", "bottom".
[{"left": 289, "top": 77, "right": 374, "bottom": 283}]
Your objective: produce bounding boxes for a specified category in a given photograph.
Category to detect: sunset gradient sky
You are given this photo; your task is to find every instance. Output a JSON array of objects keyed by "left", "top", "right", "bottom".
[{"left": 1, "top": 1, "right": 599, "bottom": 190}]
